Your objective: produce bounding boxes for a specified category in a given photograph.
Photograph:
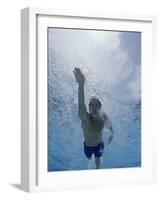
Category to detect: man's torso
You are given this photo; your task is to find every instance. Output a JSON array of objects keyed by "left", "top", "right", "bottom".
[{"left": 81, "top": 113, "right": 105, "bottom": 146}]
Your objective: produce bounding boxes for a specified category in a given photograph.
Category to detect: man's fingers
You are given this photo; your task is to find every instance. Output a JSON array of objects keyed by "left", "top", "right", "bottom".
[
  {"left": 73, "top": 67, "right": 83, "bottom": 78},
  {"left": 108, "top": 135, "right": 113, "bottom": 144},
  {"left": 73, "top": 69, "right": 79, "bottom": 80},
  {"left": 77, "top": 68, "right": 82, "bottom": 74},
  {"left": 73, "top": 68, "right": 77, "bottom": 74},
  {"left": 75, "top": 68, "right": 80, "bottom": 75},
  {"left": 74, "top": 67, "right": 80, "bottom": 72},
  {"left": 73, "top": 70, "right": 76, "bottom": 76},
  {"left": 73, "top": 68, "right": 79, "bottom": 74}
]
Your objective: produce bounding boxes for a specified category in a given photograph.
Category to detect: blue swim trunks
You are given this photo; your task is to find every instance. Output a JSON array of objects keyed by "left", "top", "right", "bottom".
[{"left": 84, "top": 142, "right": 104, "bottom": 159}]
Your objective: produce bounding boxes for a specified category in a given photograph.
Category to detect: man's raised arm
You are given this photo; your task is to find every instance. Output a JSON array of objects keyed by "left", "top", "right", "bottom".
[{"left": 73, "top": 68, "right": 87, "bottom": 120}]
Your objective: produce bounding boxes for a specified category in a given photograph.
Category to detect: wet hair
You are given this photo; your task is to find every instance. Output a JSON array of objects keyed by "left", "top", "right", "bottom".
[{"left": 89, "top": 96, "right": 102, "bottom": 109}]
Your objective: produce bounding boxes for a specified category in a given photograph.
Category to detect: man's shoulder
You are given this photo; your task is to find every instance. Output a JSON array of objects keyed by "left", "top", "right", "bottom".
[{"left": 80, "top": 110, "right": 89, "bottom": 122}]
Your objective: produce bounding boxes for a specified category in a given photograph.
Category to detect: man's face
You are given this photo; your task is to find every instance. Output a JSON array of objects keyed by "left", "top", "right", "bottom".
[{"left": 89, "top": 99, "right": 101, "bottom": 116}]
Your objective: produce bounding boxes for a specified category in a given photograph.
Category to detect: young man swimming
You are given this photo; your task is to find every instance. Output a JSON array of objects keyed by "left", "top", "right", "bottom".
[{"left": 73, "top": 67, "right": 114, "bottom": 169}]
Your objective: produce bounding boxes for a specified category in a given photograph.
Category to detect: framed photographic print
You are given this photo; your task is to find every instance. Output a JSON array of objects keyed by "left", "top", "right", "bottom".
[{"left": 21, "top": 7, "right": 157, "bottom": 192}]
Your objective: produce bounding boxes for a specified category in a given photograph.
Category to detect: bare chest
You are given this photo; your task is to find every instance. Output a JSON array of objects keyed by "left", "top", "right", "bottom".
[{"left": 81, "top": 115, "right": 104, "bottom": 136}]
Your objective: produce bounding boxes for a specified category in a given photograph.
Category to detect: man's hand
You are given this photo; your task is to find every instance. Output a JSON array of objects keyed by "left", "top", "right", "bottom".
[
  {"left": 108, "top": 127, "right": 114, "bottom": 144},
  {"left": 108, "top": 135, "right": 114, "bottom": 144},
  {"left": 73, "top": 67, "right": 85, "bottom": 85}
]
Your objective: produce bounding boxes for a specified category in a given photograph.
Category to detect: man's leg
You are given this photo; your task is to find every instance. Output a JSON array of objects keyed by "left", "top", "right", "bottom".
[
  {"left": 84, "top": 142, "right": 93, "bottom": 168},
  {"left": 94, "top": 142, "right": 104, "bottom": 169},
  {"left": 87, "top": 155, "right": 95, "bottom": 169},
  {"left": 94, "top": 156, "right": 100, "bottom": 169}
]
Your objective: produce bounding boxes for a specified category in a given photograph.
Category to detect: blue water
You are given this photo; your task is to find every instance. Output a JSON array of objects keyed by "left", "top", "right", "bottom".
[{"left": 47, "top": 28, "right": 141, "bottom": 171}]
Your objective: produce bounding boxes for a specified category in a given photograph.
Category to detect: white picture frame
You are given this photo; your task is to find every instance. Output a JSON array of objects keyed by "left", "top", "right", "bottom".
[{"left": 21, "top": 7, "right": 157, "bottom": 192}]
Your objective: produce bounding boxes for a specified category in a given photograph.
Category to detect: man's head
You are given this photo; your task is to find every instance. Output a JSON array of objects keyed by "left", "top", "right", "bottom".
[{"left": 89, "top": 96, "right": 102, "bottom": 118}]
